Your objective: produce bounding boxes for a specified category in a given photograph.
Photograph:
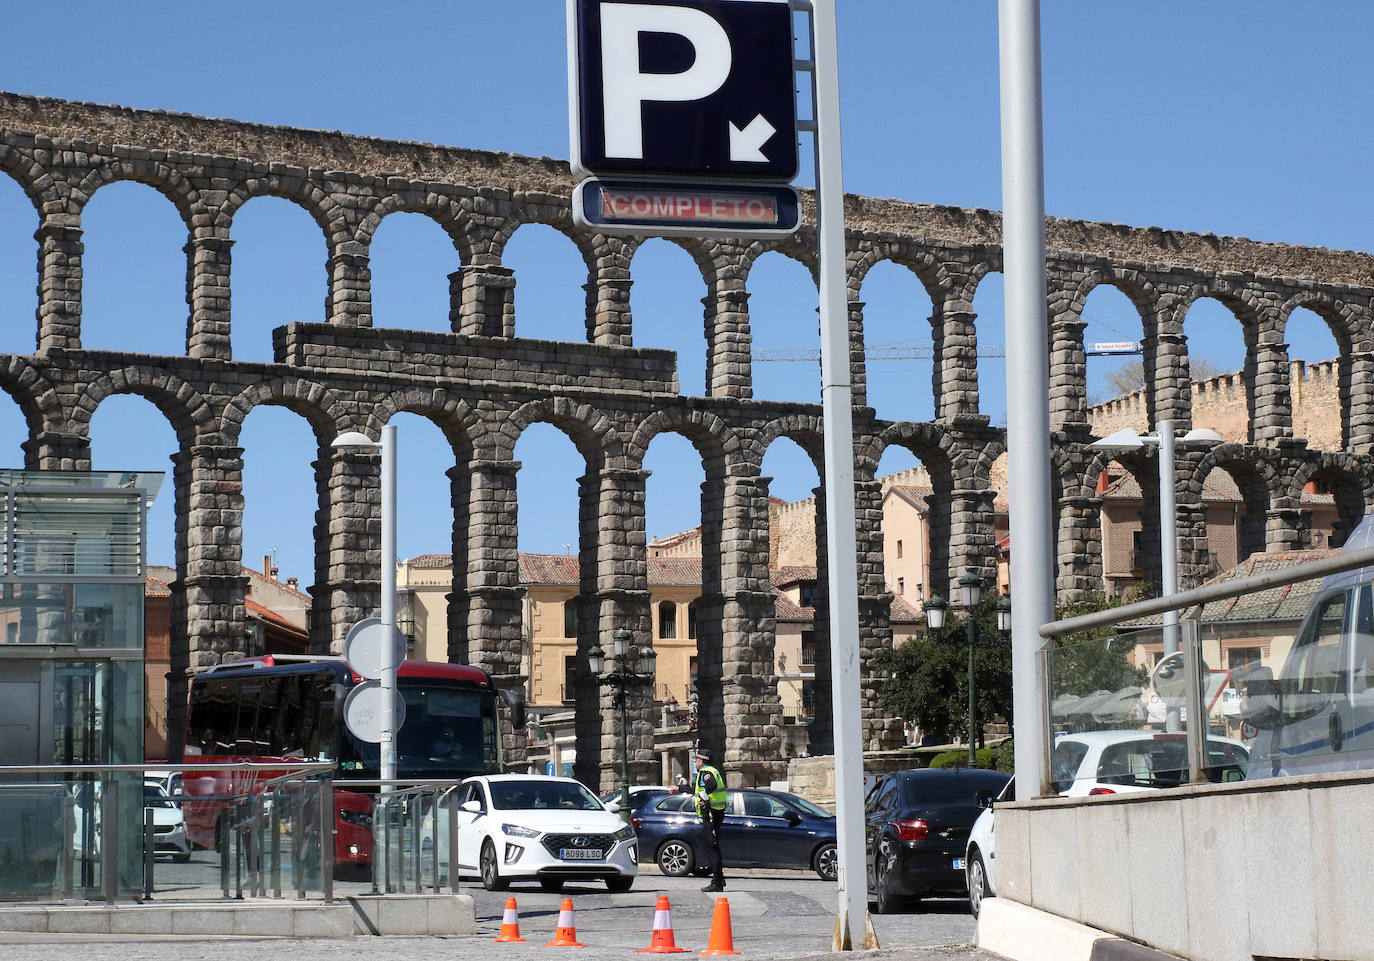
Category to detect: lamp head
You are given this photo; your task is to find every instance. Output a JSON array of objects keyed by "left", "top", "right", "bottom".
[
  {"left": 924, "top": 594, "right": 947, "bottom": 631},
  {"left": 586, "top": 641, "right": 605, "bottom": 677},
  {"left": 331, "top": 430, "right": 379, "bottom": 451},
  {"left": 996, "top": 594, "right": 1012, "bottom": 633},
  {"left": 1179, "top": 427, "right": 1224, "bottom": 447},
  {"left": 1088, "top": 428, "right": 1145, "bottom": 454},
  {"left": 959, "top": 571, "right": 982, "bottom": 608}
]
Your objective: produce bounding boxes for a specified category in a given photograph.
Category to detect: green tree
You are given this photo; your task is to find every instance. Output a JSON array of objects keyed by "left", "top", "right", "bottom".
[
  {"left": 1050, "top": 591, "right": 1150, "bottom": 696},
  {"left": 877, "top": 591, "right": 1146, "bottom": 743},
  {"left": 876, "top": 596, "right": 1012, "bottom": 747}
]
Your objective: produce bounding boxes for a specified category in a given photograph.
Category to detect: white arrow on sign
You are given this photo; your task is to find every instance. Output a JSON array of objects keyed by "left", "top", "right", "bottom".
[{"left": 729, "top": 114, "right": 776, "bottom": 162}]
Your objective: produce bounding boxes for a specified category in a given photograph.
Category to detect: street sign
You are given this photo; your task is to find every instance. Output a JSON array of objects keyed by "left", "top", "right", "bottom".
[
  {"left": 573, "top": 177, "right": 800, "bottom": 238},
  {"left": 342, "top": 617, "right": 406, "bottom": 681},
  {"left": 568, "top": 0, "right": 798, "bottom": 180},
  {"left": 1090, "top": 341, "right": 1141, "bottom": 354},
  {"left": 344, "top": 679, "right": 408, "bottom": 744}
]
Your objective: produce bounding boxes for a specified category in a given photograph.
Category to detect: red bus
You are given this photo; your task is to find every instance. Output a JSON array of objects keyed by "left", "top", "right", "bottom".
[{"left": 182, "top": 654, "right": 502, "bottom": 867}]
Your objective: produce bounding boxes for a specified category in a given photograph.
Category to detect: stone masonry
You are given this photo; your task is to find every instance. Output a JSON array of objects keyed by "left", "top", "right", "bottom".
[{"left": 2, "top": 93, "right": 1374, "bottom": 785}]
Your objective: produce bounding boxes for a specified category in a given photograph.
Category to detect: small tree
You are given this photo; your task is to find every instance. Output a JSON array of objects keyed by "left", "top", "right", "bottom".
[
  {"left": 876, "top": 596, "right": 1012, "bottom": 747},
  {"left": 877, "top": 591, "right": 1145, "bottom": 742}
]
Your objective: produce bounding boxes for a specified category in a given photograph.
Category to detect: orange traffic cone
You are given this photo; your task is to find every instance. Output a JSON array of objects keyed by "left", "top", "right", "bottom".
[
  {"left": 494, "top": 896, "right": 526, "bottom": 943},
  {"left": 699, "top": 897, "right": 740, "bottom": 956},
  {"left": 544, "top": 897, "right": 587, "bottom": 947},
  {"left": 637, "top": 895, "right": 687, "bottom": 953}
]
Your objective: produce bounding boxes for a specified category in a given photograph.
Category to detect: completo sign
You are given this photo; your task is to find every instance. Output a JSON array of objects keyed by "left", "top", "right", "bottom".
[
  {"left": 603, "top": 186, "right": 777, "bottom": 224},
  {"left": 574, "top": 179, "right": 800, "bottom": 238}
]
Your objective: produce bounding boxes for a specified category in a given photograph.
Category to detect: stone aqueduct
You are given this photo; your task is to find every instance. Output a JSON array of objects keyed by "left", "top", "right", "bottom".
[{"left": 2, "top": 92, "right": 1373, "bottom": 788}]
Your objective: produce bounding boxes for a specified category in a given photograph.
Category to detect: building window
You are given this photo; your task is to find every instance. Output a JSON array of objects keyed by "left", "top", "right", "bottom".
[
  {"left": 562, "top": 655, "right": 576, "bottom": 705},
  {"left": 659, "top": 601, "right": 677, "bottom": 639},
  {"left": 897, "top": 577, "right": 905, "bottom": 595},
  {"left": 563, "top": 600, "right": 577, "bottom": 638},
  {"left": 896, "top": 539, "right": 903, "bottom": 559},
  {"left": 1227, "top": 647, "right": 1262, "bottom": 670},
  {"left": 687, "top": 600, "right": 698, "bottom": 640},
  {"left": 801, "top": 630, "right": 816, "bottom": 668},
  {"left": 799, "top": 581, "right": 820, "bottom": 607},
  {"left": 801, "top": 680, "right": 816, "bottom": 719}
]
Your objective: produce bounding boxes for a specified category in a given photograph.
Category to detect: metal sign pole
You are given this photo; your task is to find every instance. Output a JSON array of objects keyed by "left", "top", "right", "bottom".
[
  {"left": 998, "top": 0, "right": 1054, "bottom": 801},
  {"left": 808, "top": 0, "right": 871, "bottom": 948},
  {"left": 380, "top": 423, "right": 398, "bottom": 788}
]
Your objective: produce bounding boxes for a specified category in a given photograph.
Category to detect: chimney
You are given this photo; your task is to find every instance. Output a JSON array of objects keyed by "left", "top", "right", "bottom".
[{"left": 286, "top": 577, "right": 298, "bottom": 589}]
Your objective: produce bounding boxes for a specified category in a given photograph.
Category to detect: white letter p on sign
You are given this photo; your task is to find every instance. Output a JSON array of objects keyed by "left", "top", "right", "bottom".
[{"left": 600, "top": 2, "right": 731, "bottom": 159}]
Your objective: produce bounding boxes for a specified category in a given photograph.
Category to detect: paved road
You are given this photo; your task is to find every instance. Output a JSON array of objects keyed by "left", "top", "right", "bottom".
[{"left": 2, "top": 859, "right": 1003, "bottom": 961}]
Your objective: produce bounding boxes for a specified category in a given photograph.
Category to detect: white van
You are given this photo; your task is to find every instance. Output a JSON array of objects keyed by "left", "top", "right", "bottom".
[{"left": 1241, "top": 514, "right": 1374, "bottom": 779}]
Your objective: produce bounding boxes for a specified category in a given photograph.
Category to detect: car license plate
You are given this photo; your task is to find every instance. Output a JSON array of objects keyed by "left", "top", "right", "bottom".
[
  {"left": 561, "top": 848, "right": 603, "bottom": 860},
  {"left": 952, "top": 857, "right": 966, "bottom": 870}
]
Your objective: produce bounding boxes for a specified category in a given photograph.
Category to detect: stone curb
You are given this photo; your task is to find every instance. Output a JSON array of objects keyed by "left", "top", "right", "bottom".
[{"left": 977, "top": 899, "right": 1181, "bottom": 961}]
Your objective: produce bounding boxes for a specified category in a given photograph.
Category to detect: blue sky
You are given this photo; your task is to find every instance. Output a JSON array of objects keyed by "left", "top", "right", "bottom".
[{"left": 0, "top": 1, "right": 1369, "bottom": 583}]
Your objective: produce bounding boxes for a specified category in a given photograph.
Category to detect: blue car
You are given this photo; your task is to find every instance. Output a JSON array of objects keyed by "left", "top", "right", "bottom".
[{"left": 633, "top": 788, "right": 838, "bottom": 880}]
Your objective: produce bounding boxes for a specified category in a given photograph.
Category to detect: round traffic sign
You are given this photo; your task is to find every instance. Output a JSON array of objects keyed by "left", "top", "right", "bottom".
[
  {"left": 343, "top": 617, "right": 406, "bottom": 680},
  {"left": 343, "top": 679, "right": 407, "bottom": 744}
]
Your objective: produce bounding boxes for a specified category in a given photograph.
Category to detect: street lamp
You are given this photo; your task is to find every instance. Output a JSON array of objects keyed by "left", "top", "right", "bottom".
[
  {"left": 331, "top": 425, "right": 399, "bottom": 788},
  {"left": 923, "top": 594, "right": 947, "bottom": 631},
  {"left": 959, "top": 572, "right": 982, "bottom": 765},
  {"left": 588, "top": 628, "right": 657, "bottom": 821},
  {"left": 1090, "top": 422, "right": 1222, "bottom": 731}
]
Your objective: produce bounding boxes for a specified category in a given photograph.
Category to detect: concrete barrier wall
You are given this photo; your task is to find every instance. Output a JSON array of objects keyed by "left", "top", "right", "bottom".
[{"left": 995, "top": 769, "right": 1374, "bottom": 961}]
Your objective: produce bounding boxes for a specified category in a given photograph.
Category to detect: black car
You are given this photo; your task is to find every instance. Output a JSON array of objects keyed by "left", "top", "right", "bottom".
[
  {"left": 864, "top": 768, "right": 1011, "bottom": 913},
  {"left": 634, "top": 788, "right": 838, "bottom": 880}
]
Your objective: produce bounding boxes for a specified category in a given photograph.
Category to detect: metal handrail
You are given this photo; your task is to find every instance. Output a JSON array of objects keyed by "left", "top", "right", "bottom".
[
  {"left": 0, "top": 762, "right": 335, "bottom": 775},
  {"left": 1039, "top": 543, "right": 1374, "bottom": 638}
]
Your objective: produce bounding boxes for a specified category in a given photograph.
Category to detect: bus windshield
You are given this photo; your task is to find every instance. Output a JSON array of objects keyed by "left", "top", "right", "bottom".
[{"left": 340, "top": 679, "right": 501, "bottom": 778}]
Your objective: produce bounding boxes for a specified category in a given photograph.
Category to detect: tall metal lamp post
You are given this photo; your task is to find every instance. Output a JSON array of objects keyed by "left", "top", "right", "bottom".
[
  {"left": 958, "top": 572, "right": 983, "bottom": 765},
  {"left": 587, "top": 629, "right": 656, "bottom": 821},
  {"left": 1089, "top": 422, "right": 1222, "bottom": 730},
  {"left": 332, "top": 425, "right": 399, "bottom": 788}
]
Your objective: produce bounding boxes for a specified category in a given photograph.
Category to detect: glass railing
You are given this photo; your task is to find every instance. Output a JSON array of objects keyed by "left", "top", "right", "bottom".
[
  {"left": 335, "top": 780, "right": 463, "bottom": 895},
  {"left": 0, "top": 762, "right": 334, "bottom": 903}
]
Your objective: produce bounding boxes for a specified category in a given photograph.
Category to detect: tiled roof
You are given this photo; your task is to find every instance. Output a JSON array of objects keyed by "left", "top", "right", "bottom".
[
  {"left": 519, "top": 553, "right": 581, "bottom": 584},
  {"left": 888, "top": 595, "right": 923, "bottom": 623},
  {"left": 145, "top": 575, "right": 171, "bottom": 598},
  {"left": 771, "top": 566, "right": 818, "bottom": 588},
  {"left": 1184, "top": 549, "right": 1340, "bottom": 623},
  {"left": 406, "top": 554, "right": 455, "bottom": 570},
  {"left": 246, "top": 598, "right": 309, "bottom": 637},
  {"left": 1101, "top": 469, "right": 1334, "bottom": 506}
]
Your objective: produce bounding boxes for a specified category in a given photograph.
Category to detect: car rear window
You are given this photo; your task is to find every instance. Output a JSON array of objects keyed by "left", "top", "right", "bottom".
[
  {"left": 898, "top": 772, "right": 1009, "bottom": 806},
  {"left": 1051, "top": 740, "right": 1090, "bottom": 792},
  {"left": 653, "top": 794, "right": 694, "bottom": 813}
]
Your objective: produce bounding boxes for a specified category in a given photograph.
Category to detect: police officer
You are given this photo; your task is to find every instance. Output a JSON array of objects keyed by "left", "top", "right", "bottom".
[{"left": 688, "top": 746, "right": 727, "bottom": 892}]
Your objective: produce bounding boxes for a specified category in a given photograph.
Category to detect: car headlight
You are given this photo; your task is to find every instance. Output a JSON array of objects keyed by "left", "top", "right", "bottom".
[
  {"left": 503, "top": 823, "right": 541, "bottom": 838},
  {"left": 338, "top": 809, "right": 372, "bottom": 828},
  {"left": 613, "top": 823, "right": 635, "bottom": 841}
]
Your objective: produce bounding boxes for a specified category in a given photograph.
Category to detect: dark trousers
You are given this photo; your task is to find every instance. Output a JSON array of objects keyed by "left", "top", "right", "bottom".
[{"left": 702, "top": 806, "right": 725, "bottom": 885}]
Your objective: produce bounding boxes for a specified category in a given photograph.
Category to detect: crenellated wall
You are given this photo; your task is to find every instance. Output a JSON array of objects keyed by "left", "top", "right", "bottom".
[{"left": 1, "top": 92, "right": 1373, "bottom": 783}]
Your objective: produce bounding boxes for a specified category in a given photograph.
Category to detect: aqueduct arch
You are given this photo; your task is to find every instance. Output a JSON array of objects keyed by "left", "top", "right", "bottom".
[{"left": 3, "top": 92, "right": 1374, "bottom": 786}]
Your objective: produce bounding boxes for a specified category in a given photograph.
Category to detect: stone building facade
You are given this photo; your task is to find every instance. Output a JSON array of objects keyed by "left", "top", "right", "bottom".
[{"left": 3, "top": 92, "right": 1374, "bottom": 789}]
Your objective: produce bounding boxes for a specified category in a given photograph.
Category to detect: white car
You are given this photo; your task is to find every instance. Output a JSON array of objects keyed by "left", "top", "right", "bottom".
[
  {"left": 1051, "top": 730, "right": 1249, "bottom": 797},
  {"left": 144, "top": 781, "right": 192, "bottom": 862},
  {"left": 965, "top": 777, "right": 1014, "bottom": 918},
  {"left": 452, "top": 774, "right": 637, "bottom": 892}
]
